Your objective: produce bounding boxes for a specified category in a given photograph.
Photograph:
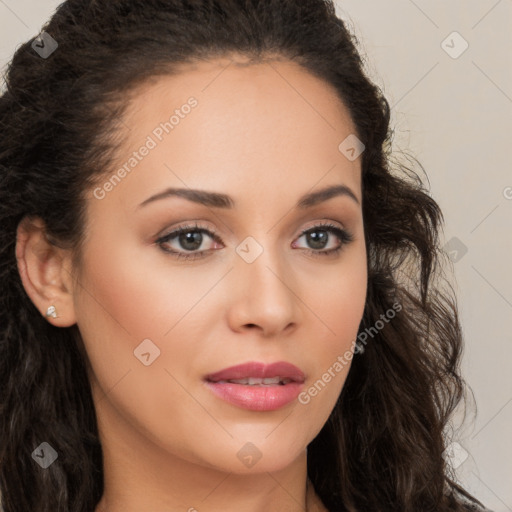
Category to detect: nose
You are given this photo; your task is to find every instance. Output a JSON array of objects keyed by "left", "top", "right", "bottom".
[{"left": 225, "top": 244, "right": 300, "bottom": 338}]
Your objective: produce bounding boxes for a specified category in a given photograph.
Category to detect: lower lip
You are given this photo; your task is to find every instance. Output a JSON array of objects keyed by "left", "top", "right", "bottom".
[{"left": 204, "top": 381, "right": 303, "bottom": 411}]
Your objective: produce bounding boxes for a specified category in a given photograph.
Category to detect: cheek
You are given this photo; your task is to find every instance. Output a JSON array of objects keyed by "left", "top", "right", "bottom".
[
  {"left": 71, "top": 239, "right": 174, "bottom": 398},
  {"left": 72, "top": 242, "right": 210, "bottom": 451},
  {"left": 295, "top": 249, "right": 367, "bottom": 416},
  {"left": 72, "top": 235, "right": 226, "bottom": 401},
  {"left": 74, "top": 236, "right": 210, "bottom": 340},
  {"left": 307, "top": 246, "right": 367, "bottom": 347}
]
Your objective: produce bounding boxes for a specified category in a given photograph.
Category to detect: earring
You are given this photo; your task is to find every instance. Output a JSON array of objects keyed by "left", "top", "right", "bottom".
[{"left": 45, "top": 305, "right": 58, "bottom": 319}]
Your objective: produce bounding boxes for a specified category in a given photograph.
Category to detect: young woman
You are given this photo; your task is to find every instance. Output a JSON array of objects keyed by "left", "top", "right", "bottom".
[{"left": 0, "top": 1, "right": 493, "bottom": 511}]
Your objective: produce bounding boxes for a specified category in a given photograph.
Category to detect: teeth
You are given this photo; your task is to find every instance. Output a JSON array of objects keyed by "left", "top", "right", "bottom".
[{"left": 222, "top": 377, "right": 291, "bottom": 385}]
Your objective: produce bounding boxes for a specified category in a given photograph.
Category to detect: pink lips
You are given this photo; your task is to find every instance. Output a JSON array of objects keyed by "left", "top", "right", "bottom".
[{"left": 204, "top": 361, "right": 305, "bottom": 411}]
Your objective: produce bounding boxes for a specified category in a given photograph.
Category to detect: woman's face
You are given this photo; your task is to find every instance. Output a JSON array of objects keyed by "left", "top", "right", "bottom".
[{"left": 73, "top": 56, "right": 367, "bottom": 475}]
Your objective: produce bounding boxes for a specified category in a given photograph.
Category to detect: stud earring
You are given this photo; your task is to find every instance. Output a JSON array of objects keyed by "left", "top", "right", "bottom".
[{"left": 45, "top": 305, "right": 58, "bottom": 319}]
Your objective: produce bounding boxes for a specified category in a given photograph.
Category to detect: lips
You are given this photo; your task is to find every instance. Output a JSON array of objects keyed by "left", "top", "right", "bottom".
[
  {"left": 204, "top": 361, "right": 305, "bottom": 412},
  {"left": 205, "top": 361, "right": 305, "bottom": 384}
]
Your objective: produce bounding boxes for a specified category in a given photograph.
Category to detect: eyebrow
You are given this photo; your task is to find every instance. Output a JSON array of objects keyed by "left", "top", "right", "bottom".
[{"left": 137, "top": 183, "right": 360, "bottom": 210}]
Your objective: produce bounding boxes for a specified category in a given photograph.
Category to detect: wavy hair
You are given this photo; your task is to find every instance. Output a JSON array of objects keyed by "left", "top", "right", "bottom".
[{"left": 0, "top": 1, "right": 486, "bottom": 511}]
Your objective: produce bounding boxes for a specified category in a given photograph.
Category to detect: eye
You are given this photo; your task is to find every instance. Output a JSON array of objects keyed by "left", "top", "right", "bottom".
[
  {"left": 292, "top": 222, "right": 354, "bottom": 258},
  {"left": 155, "top": 221, "right": 354, "bottom": 261},
  {"left": 155, "top": 222, "right": 222, "bottom": 261}
]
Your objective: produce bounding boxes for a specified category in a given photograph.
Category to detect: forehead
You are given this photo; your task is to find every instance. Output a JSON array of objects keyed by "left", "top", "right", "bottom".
[
  {"left": 122, "top": 55, "right": 358, "bottom": 148},
  {"left": 93, "top": 56, "right": 362, "bottom": 210}
]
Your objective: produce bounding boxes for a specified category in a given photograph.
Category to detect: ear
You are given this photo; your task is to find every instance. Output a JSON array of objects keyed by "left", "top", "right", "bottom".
[{"left": 15, "top": 216, "right": 77, "bottom": 327}]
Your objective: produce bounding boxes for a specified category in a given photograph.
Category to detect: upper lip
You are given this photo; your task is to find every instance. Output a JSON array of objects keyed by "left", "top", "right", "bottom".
[{"left": 205, "top": 361, "right": 305, "bottom": 383}]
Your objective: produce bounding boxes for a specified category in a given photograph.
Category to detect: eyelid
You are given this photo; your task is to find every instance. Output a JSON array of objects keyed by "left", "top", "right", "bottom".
[
  {"left": 156, "top": 221, "right": 221, "bottom": 241},
  {"left": 296, "top": 218, "right": 346, "bottom": 235}
]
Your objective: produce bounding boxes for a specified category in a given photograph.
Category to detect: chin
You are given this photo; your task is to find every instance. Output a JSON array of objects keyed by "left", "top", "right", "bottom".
[{"left": 195, "top": 435, "right": 308, "bottom": 475}]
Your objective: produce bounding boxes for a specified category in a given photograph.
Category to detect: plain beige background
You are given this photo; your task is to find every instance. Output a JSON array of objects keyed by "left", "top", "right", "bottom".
[{"left": 1, "top": 1, "right": 510, "bottom": 511}]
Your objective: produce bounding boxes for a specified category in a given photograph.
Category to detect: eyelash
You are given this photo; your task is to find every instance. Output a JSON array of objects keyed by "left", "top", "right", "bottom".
[{"left": 155, "top": 221, "right": 354, "bottom": 261}]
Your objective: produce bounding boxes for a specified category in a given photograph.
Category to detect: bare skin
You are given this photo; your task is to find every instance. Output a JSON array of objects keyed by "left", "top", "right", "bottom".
[{"left": 16, "top": 55, "right": 367, "bottom": 511}]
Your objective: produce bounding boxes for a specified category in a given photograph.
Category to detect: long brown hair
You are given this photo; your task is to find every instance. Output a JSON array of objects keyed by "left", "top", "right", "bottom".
[{"left": 0, "top": 1, "right": 486, "bottom": 510}]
